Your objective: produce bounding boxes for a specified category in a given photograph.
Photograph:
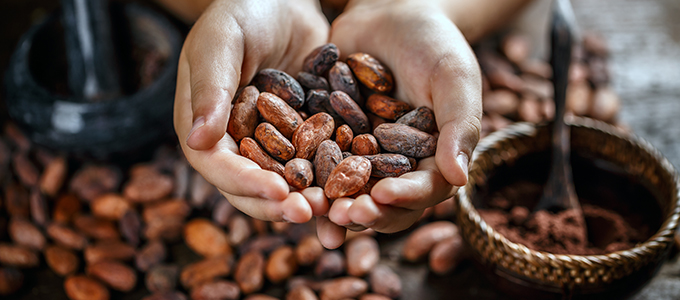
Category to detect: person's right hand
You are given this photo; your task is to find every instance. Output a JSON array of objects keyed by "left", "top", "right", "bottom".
[{"left": 173, "top": 0, "right": 330, "bottom": 223}]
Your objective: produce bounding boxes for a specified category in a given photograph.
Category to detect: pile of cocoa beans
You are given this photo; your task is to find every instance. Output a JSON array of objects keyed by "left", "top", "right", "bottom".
[{"left": 229, "top": 43, "right": 435, "bottom": 199}]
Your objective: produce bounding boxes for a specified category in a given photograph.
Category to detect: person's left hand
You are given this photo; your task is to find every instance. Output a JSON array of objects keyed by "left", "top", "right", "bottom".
[{"left": 316, "top": 0, "right": 482, "bottom": 249}]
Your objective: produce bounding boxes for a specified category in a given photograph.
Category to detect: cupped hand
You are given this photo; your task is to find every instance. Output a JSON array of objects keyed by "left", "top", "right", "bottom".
[
  {"left": 173, "top": 0, "right": 330, "bottom": 223},
  {"left": 317, "top": 0, "right": 483, "bottom": 248}
]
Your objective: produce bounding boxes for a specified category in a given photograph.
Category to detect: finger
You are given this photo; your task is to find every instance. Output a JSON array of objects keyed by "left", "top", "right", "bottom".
[
  {"left": 370, "top": 158, "right": 456, "bottom": 210},
  {"left": 316, "top": 216, "right": 346, "bottom": 249},
  {"left": 328, "top": 197, "right": 354, "bottom": 226},
  {"left": 347, "top": 194, "right": 423, "bottom": 233},
  {"left": 300, "top": 187, "right": 329, "bottom": 216},
  {"left": 222, "top": 191, "right": 311, "bottom": 223}
]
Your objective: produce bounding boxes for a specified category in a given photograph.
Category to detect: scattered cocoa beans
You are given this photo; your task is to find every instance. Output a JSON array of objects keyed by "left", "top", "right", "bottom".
[
  {"left": 295, "top": 235, "right": 324, "bottom": 266},
  {"left": 84, "top": 240, "right": 136, "bottom": 264},
  {"left": 190, "top": 280, "right": 241, "bottom": 300},
  {"left": 86, "top": 260, "right": 138, "bottom": 292},
  {"left": 324, "top": 156, "right": 372, "bottom": 199},
  {"left": 286, "top": 284, "right": 318, "bottom": 300},
  {"left": 180, "top": 255, "right": 233, "bottom": 290},
  {"left": 0, "top": 243, "right": 39, "bottom": 268},
  {"left": 369, "top": 265, "right": 401, "bottom": 299},
  {"left": 9, "top": 217, "right": 45, "bottom": 250},
  {"left": 146, "top": 264, "right": 179, "bottom": 293},
  {"left": 266, "top": 245, "right": 298, "bottom": 284},
  {"left": 345, "top": 236, "right": 379, "bottom": 277},
  {"left": 234, "top": 251, "right": 265, "bottom": 294},
  {"left": 44, "top": 245, "right": 79, "bottom": 276},
  {"left": 319, "top": 277, "right": 368, "bottom": 300},
  {"left": 136, "top": 240, "right": 167, "bottom": 271},
  {"left": 64, "top": 275, "right": 110, "bottom": 300},
  {"left": 402, "top": 221, "right": 459, "bottom": 262},
  {"left": 183, "top": 219, "right": 232, "bottom": 258},
  {"left": 429, "top": 233, "right": 467, "bottom": 275}
]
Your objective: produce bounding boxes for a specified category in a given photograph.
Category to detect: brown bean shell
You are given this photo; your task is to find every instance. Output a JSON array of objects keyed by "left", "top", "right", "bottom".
[
  {"left": 324, "top": 156, "right": 371, "bottom": 199},
  {"left": 255, "top": 123, "right": 296, "bottom": 162},
  {"left": 350, "top": 134, "right": 380, "bottom": 156},
  {"left": 227, "top": 86, "right": 260, "bottom": 142},
  {"left": 364, "top": 154, "right": 412, "bottom": 178},
  {"left": 284, "top": 159, "right": 314, "bottom": 190},
  {"left": 313, "top": 140, "right": 343, "bottom": 188},
  {"left": 239, "top": 137, "right": 285, "bottom": 177},
  {"left": 335, "top": 125, "right": 353, "bottom": 152},
  {"left": 395, "top": 106, "right": 436, "bottom": 133},
  {"left": 373, "top": 123, "right": 436, "bottom": 158},
  {"left": 292, "top": 112, "right": 334, "bottom": 160},
  {"left": 302, "top": 43, "right": 340, "bottom": 76},
  {"left": 257, "top": 92, "right": 303, "bottom": 139},
  {"left": 252, "top": 69, "right": 305, "bottom": 109},
  {"left": 365, "top": 94, "right": 411, "bottom": 120},
  {"left": 329, "top": 91, "right": 370, "bottom": 134},
  {"left": 328, "top": 62, "right": 363, "bottom": 106},
  {"left": 347, "top": 53, "right": 394, "bottom": 93}
]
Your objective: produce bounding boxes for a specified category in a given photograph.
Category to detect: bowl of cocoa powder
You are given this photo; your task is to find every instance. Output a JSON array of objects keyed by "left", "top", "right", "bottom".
[{"left": 456, "top": 116, "right": 680, "bottom": 299}]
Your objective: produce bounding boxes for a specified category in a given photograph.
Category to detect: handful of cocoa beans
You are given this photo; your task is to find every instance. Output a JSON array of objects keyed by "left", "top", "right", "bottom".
[{"left": 227, "top": 43, "right": 437, "bottom": 199}]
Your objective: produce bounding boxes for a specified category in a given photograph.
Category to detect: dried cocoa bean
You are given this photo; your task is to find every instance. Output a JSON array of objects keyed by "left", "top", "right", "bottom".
[
  {"left": 287, "top": 276, "right": 325, "bottom": 292},
  {"left": 64, "top": 275, "right": 110, "bottom": 300},
  {"left": 292, "top": 112, "right": 335, "bottom": 160},
  {"left": 4, "top": 182, "right": 29, "bottom": 218},
  {"left": 190, "top": 171, "right": 218, "bottom": 208},
  {"left": 47, "top": 223, "right": 88, "bottom": 250},
  {"left": 257, "top": 92, "right": 304, "bottom": 139},
  {"left": 120, "top": 210, "right": 141, "bottom": 247},
  {"left": 329, "top": 91, "right": 370, "bottom": 134},
  {"left": 363, "top": 154, "right": 411, "bottom": 178},
  {"left": 53, "top": 194, "right": 82, "bottom": 223},
  {"left": 306, "top": 90, "right": 340, "bottom": 120},
  {"left": 368, "top": 265, "right": 401, "bottom": 298},
  {"left": 244, "top": 294, "right": 279, "bottom": 300},
  {"left": 190, "top": 280, "right": 241, "bottom": 300},
  {"left": 284, "top": 159, "right": 315, "bottom": 190},
  {"left": 40, "top": 155, "right": 67, "bottom": 197},
  {"left": 335, "top": 124, "right": 353, "bottom": 152},
  {"left": 123, "top": 170, "right": 173, "bottom": 203},
  {"left": 396, "top": 106, "right": 436, "bottom": 133},
  {"left": 319, "top": 277, "right": 368, "bottom": 300},
  {"left": 212, "top": 198, "right": 235, "bottom": 227},
  {"left": 143, "top": 291, "right": 187, "bottom": 300},
  {"left": 365, "top": 94, "right": 410, "bottom": 120},
  {"left": 0, "top": 267, "right": 23, "bottom": 295},
  {"left": 482, "top": 89, "right": 519, "bottom": 116},
  {"left": 69, "top": 165, "right": 121, "bottom": 202},
  {"left": 373, "top": 123, "right": 436, "bottom": 158},
  {"left": 303, "top": 43, "right": 339, "bottom": 76},
  {"left": 239, "top": 137, "right": 285, "bottom": 177},
  {"left": 351, "top": 134, "right": 380, "bottom": 156},
  {"left": 180, "top": 255, "right": 233, "bottom": 290},
  {"left": 429, "top": 233, "right": 466, "bottom": 275},
  {"left": 345, "top": 235, "right": 379, "bottom": 277},
  {"left": 73, "top": 214, "right": 120, "bottom": 240},
  {"left": 0, "top": 244, "right": 39, "bottom": 268},
  {"left": 44, "top": 245, "right": 79, "bottom": 276},
  {"left": 286, "top": 285, "right": 318, "bottom": 300},
  {"left": 324, "top": 156, "right": 371, "bottom": 199},
  {"left": 329, "top": 62, "right": 363, "bottom": 106},
  {"left": 234, "top": 251, "right": 265, "bottom": 294},
  {"left": 146, "top": 264, "right": 179, "bottom": 293},
  {"left": 402, "top": 221, "right": 458, "bottom": 262},
  {"left": 84, "top": 240, "right": 136, "bottom": 264},
  {"left": 297, "top": 72, "right": 330, "bottom": 91},
  {"left": 313, "top": 140, "right": 342, "bottom": 188},
  {"left": 29, "top": 189, "right": 49, "bottom": 226},
  {"left": 86, "top": 260, "right": 137, "bottom": 292},
  {"left": 253, "top": 69, "right": 305, "bottom": 109},
  {"left": 266, "top": 245, "right": 298, "bottom": 284},
  {"left": 238, "top": 235, "right": 286, "bottom": 256},
  {"left": 228, "top": 214, "right": 252, "bottom": 246},
  {"left": 143, "top": 200, "right": 190, "bottom": 224},
  {"left": 347, "top": 52, "right": 394, "bottom": 93},
  {"left": 91, "top": 194, "right": 130, "bottom": 220},
  {"left": 360, "top": 294, "right": 391, "bottom": 300},
  {"left": 255, "top": 122, "right": 296, "bottom": 162},
  {"left": 314, "top": 251, "right": 345, "bottom": 278},
  {"left": 183, "top": 218, "right": 232, "bottom": 257},
  {"left": 295, "top": 235, "right": 323, "bottom": 266},
  {"left": 136, "top": 240, "right": 167, "bottom": 272},
  {"left": 12, "top": 152, "right": 38, "bottom": 187},
  {"left": 9, "top": 217, "right": 45, "bottom": 250},
  {"left": 227, "top": 86, "right": 260, "bottom": 142}
]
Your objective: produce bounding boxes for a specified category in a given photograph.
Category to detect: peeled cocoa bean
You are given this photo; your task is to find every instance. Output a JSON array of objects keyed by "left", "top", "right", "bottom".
[
  {"left": 396, "top": 106, "right": 436, "bottom": 133},
  {"left": 234, "top": 251, "right": 265, "bottom": 294},
  {"left": 180, "top": 255, "right": 233, "bottom": 290},
  {"left": 257, "top": 92, "right": 303, "bottom": 139},
  {"left": 53, "top": 194, "right": 82, "bottom": 223},
  {"left": 190, "top": 280, "right": 241, "bottom": 300},
  {"left": 347, "top": 52, "right": 394, "bottom": 93},
  {"left": 329, "top": 91, "right": 370, "bottom": 134},
  {"left": 136, "top": 240, "right": 167, "bottom": 272},
  {"left": 329, "top": 62, "right": 363, "bottom": 106},
  {"left": 84, "top": 240, "right": 136, "bottom": 264},
  {"left": 369, "top": 265, "right": 401, "bottom": 298},
  {"left": 429, "top": 233, "right": 466, "bottom": 275},
  {"left": 47, "top": 223, "right": 88, "bottom": 250},
  {"left": 64, "top": 275, "right": 110, "bottom": 300},
  {"left": 45, "top": 245, "right": 80, "bottom": 276},
  {"left": 90, "top": 194, "right": 130, "bottom": 220},
  {"left": 255, "top": 123, "right": 296, "bottom": 162},
  {"left": 239, "top": 137, "right": 285, "bottom": 177},
  {"left": 292, "top": 112, "right": 335, "bottom": 160},
  {"left": 227, "top": 86, "right": 260, "bottom": 142},
  {"left": 297, "top": 72, "right": 330, "bottom": 91},
  {"left": 374, "top": 123, "right": 436, "bottom": 158},
  {"left": 313, "top": 140, "right": 342, "bottom": 188},
  {"left": 364, "top": 154, "right": 411, "bottom": 178},
  {"left": 0, "top": 243, "right": 39, "bottom": 267},
  {"left": 73, "top": 215, "right": 119, "bottom": 240},
  {"left": 253, "top": 69, "right": 305, "bottom": 109},
  {"left": 285, "top": 159, "right": 315, "bottom": 190},
  {"left": 345, "top": 235, "right": 379, "bottom": 277},
  {"left": 319, "top": 277, "right": 368, "bottom": 300},
  {"left": 295, "top": 235, "right": 323, "bottom": 266},
  {"left": 266, "top": 246, "right": 298, "bottom": 284},
  {"left": 40, "top": 155, "right": 67, "bottom": 197},
  {"left": 365, "top": 94, "right": 411, "bottom": 120},
  {"left": 69, "top": 165, "right": 121, "bottom": 202},
  {"left": 0, "top": 267, "right": 23, "bottom": 295},
  {"left": 146, "top": 265, "right": 179, "bottom": 293},
  {"left": 315, "top": 251, "right": 345, "bottom": 278},
  {"left": 86, "top": 260, "right": 137, "bottom": 292},
  {"left": 123, "top": 170, "right": 173, "bottom": 203},
  {"left": 402, "top": 221, "right": 458, "bottom": 262},
  {"left": 302, "top": 43, "right": 339, "bottom": 76},
  {"left": 9, "top": 217, "right": 45, "bottom": 250},
  {"left": 351, "top": 134, "right": 380, "bottom": 156},
  {"left": 286, "top": 285, "right": 318, "bottom": 300},
  {"left": 324, "top": 156, "right": 371, "bottom": 199},
  {"left": 335, "top": 124, "right": 353, "bottom": 152},
  {"left": 184, "top": 218, "right": 232, "bottom": 258}
]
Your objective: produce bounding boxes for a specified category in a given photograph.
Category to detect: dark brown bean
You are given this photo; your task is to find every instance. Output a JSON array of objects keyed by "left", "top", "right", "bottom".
[
  {"left": 253, "top": 69, "right": 305, "bottom": 109},
  {"left": 314, "top": 251, "right": 346, "bottom": 278},
  {"left": 69, "top": 165, "right": 121, "bottom": 202},
  {"left": 285, "top": 159, "right": 315, "bottom": 190},
  {"left": 29, "top": 189, "right": 49, "bottom": 227},
  {"left": 369, "top": 265, "right": 401, "bottom": 298},
  {"left": 9, "top": 217, "right": 45, "bottom": 250},
  {"left": 329, "top": 91, "right": 370, "bottom": 134},
  {"left": 136, "top": 240, "right": 167, "bottom": 272},
  {"left": 257, "top": 92, "right": 304, "bottom": 139},
  {"left": 324, "top": 156, "right": 372, "bottom": 199},
  {"left": 4, "top": 182, "right": 29, "bottom": 218},
  {"left": 12, "top": 152, "right": 38, "bottom": 187},
  {"left": 329, "top": 62, "right": 363, "bottom": 106},
  {"left": 146, "top": 265, "right": 179, "bottom": 293},
  {"left": 319, "top": 277, "right": 368, "bottom": 300},
  {"left": 180, "top": 255, "right": 233, "bottom": 290},
  {"left": 347, "top": 52, "right": 394, "bottom": 93},
  {"left": 86, "top": 260, "right": 137, "bottom": 292},
  {"left": 255, "top": 122, "right": 296, "bottom": 162},
  {"left": 429, "top": 234, "right": 467, "bottom": 275},
  {"left": 345, "top": 235, "right": 379, "bottom": 277},
  {"left": 266, "top": 246, "right": 298, "bottom": 284},
  {"left": 238, "top": 235, "right": 286, "bottom": 256},
  {"left": 190, "top": 280, "right": 241, "bottom": 300},
  {"left": 53, "top": 194, "right": 82, "bottom": 223},
  {"left": 227, "top": 86, "right": 260, "bottom": 142},
  {"left": 295, "top": 235, "right": 324, "bottom": 266},
  {"left": 120, "top": 210, "right": 141, "bottom": 247},
  {"left": 234, "top": 251, "right": 265, "bottom": 294},
  {"left": 239, "top": 137, "right": 285, "bottom": 177},
  {"left": 84, "top": 241, "right": 136, "bottom": 264},
  {"left": 351, "top": 134, "right": 380, "bottom": 156},
  {"left": 306, "top": 90, "right": 338, "bottom": 120},
  {"left": 73, "top": 215, "right": 119, "bottom": 240},
  {"left": 396, "top": 106, "right": 436, "bottom": 133},
  {"left": 292, "top": 112, "right": 335, "bottom": 160},
  {"left": 297, "top": 72, "right": 330, "bottom": 91},
  {"left": 364, "top": 154, "right": 411, "bottom": 178},
  {"left": 303, "top": 43, "right": 340, "bottom": 76},
  {"left": 373, "top": 123, "right": 436, "bottom": 158},
  {"left": 313, "top": 140, "right": 343, "bottom": 188},
  {"left": 64, "top": 275, "right": 110, "bottom": 300}
]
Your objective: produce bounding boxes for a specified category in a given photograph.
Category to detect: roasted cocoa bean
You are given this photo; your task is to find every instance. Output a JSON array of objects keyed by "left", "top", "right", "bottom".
[
  {"left": 86, "top": 260, "right": 137, "bottom": 292},
  {"left": 329, "top": 91, "right": 370, "bottom": 134},
  {"left": 313, "top": 140, "right": 343, "bottom": 188},
  {"left": 180, "top": 255, "right": 233, "bottom": 290},
  {"left": 335, "top": 124, "right": 353, "bottom": 152},
  {"left": 69, "top": 165, "right": 121, "bottom": 202},
  {"left": 227, "top": 86, "right": 260, "bottom": 142},
  {"left": 255, "top": 122, "right": 296, "bottom": 162},
  {"left": 12, "top": 152, "right": 38, "bottom": 187},
  {"left": 9, "top": 217, "right": 45, "bottom": 250},
  {"left": 324, "top": 156, "right": 372, "bottom": 199},
  {"left": 306, "top": 90, "right": 340, "bottom": 120},
  {"left": 395, "top": 106, "right": 436, "bottom": 133},
  {"left": 429, "top": 233, "right": 466, "bottom": 275},
  {"left": 0, "top": 244, "right": 39, "bottom": 268},
  {"left": 351, "top": 134, "right": 380, "bottom": 156},
  {"left": 319, "top": 277, "right": 368, "bottom": 300},
  {"left": 292, "top": 112, "right": 335, "bottom": 160},
  {"left": 143, "top": 291, "right": 187, "bottom": 300},
  {"left": 4, "top": 182, "right": 29, "bottom": 218},
  {"left": 91, "top": 194, "right": 130, "bottom": 220},
  {"left": 40, "top": 155, "right": 67, "bottom": 197},
  {"left": 29, "top": 189, "right": 49, "bottom": 226},
  {"left": 190, "top": 171, "right": 218, "bottom": 208},
  {"left": 238, "top": 235, "right": 286, "bottom": 256},
  {"left": 286, "top": 285, "right": 318, "bottom": 300},
  {"left": 364, "top": 154, "right": 411, "bottom": 178},
  {"left": 345, "top": 235, "right": 379, "bottom": 277},
  {"left": 295, "top": 235, "right": 323, "bottom": 266},
  {"left": 84, "top": 240, "right": 136, "bottom": 264},
  {"left": 256, "top": 92, "right": 303, "bottom": 139},
  {"left": 190, "top": 280, "right": 241, "bottom": 300},
  {"left": 239, "top": 137, "right": 285, "bottom": 177},
  {"left": 284, "top": 159, "right": 315, "bottom": 190},
  {"left": 228, "top": 214, "right": 252, "bottom": 246},
  {"left": 0, "top": 267, "right": 23, "bottom": 295},
  {"left": 369, "top": 265, "right": 401, "bottom": 298},
  {"left": 183, "top": 218, "right": 232, "bottom": 257},
  {"left": 329, "top": 62, "right": 363, "bottom": 106},
  {"left": 302, "top": 43, "right": 340, "bottom": 76},
  {"left": 234, "top": 251, "right": 265, "bottom": 294},
  {"left": 53, "top": 194, "right": 82, "bottom": 224},
  {"left": 314, "top": 251, "right": 346, "bottom": 278},
  {"left": 146, "top": 264, "right": 179, "bottom": 293},
  {"left": 402, "top": 221, "right": 458, "bottom": 262},
  {"left": 64, "top": 275, "right": 110, "bottom": 300},
  {"left": 253, "top": 69, "right": 305, "bottom": 109},
  {"left": 73, "top": 215, "right": 120, "bottom": 240},
  {"left": 123, "top": 170, "right": 173, "bottom": 203},
  {"left": 212, "top": 198, "right": 235, "bottom": 227},
  {"left": 365, "top": 94, "right": 411, "bottom": 120},
  {"left": 297, "top": 72, "right": 330, "bottom": 91},
  {"left": 136, "top": 240, "right": 167, "bottom": 272},
  {"left": 44, "top": 245, "right": 79, "bottom": 276},
  {"left": 347, "top": 52, "right": 394, "bottom": 93},
  {"left": 373, "top": 123, "right": 436, "bottom": 158},
  {"left": 266, "top": 246, "right": 298, "bottom": 284},
  {"left": 143, "top": 200, "right": 191, "bottom": 224},
  {"left": 120, "top": 210, "right": 141, "bottom": 247},
  {"left": 47, "top": 223, "right": 88, "bottom": 250}
]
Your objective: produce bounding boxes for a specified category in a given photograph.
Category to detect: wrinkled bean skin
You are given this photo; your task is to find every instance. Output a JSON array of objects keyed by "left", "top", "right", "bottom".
[
  {"left": 292, "top": 113, "right": 335, "bottom": 160},
  {"left": 303, "top": 44, "right": 340, "bottom": 76},
  {"left": 329, "top": 91, "right": 370, "bottom": 135},
  {"left": 256, "top": 92, "right": 303, "bottom": 139},
  {"left": 255, "top": 123, "right": 296, "bottom": 162},
  {"left": 350, "top": 134, "right": 380, "bottom": 156},
  {"left": 346, "top": 53, "right": 394, "bottom": 93},
  {"left": 395, "top": 106, "right": 436, "bottom": 133},
  {"left": 335, "top": 125, "right": 353, "bottom": 152},
  {"left": 239, "top": 138, "right": 285, "bottom": 177},
  {"left": 324, "top": 156, "right": 371, "bottom": 199},
  {"left": 373, "top": 123, "right": 436, "bottom": 158},
  {"left": 284, "top": 159, "right": 314, "bottom": 190},
  {"left": 365, "top": 94, "right": 411, "bottom": 120},
  {"left": 313, "top": 141, "right": 343, "bottom": 189},
  {"left": 253, "top": 69, "right": 305, "bottom": 109},
  {"left": 364, "top": 154, "right": 412, "bottom": 178},
  {"left": 328, "top": 62, "right": 363, "bottom": 107},
  {"left": 227, "top": 86, "right": 260, "bottom": 142},
  {"left": 297, "top": 72, "right": 330, "bottom": 91}
]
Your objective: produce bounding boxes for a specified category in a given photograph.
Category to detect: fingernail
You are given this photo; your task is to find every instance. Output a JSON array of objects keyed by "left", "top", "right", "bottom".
[
  {"left": 186, "top": 116, "right": 205, "bottom": 143},
  {"left": 457, "top": 152, "right": 469, "bottom": 179},
  {"left": 282, "top": 214, "right": 293, "bottom": 223}
]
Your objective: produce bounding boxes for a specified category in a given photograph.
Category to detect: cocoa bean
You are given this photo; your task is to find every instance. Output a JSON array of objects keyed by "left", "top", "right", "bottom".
[
  {"left": 347, "top": 52, "right": 394, "bottom": 93},
  {"left": 120, "top": 210, "right": 141, "bottom": 247},
  {"left": 12, "top": 152, "right": 38, "bottom": 187},
  {"left": 84, "top": 240, "right": 136, "bottom": 264},
  {"left": 190, "top": 280, "right": 241, "bottom": 300},
  {"left": 143, "top": 200, "right": 191, "bottom": 224},
  {"left": 295, "top": 235, "right": 323, "bottom": 266},
  {"left": 313, "top": 140, "right": 342, "bottom": 188},
  {"left": 324, "top": 156, "right": 371, "bottom": 199},
  {"left": 0, "top": 267, "right": 23, "bottom": 295},
  {"left": 234, "top": 251, "right": 265, "bottom": 294},
  {"left": 288, "top": 276, "right": 325, "bottom": 292},
  {"left": 180, "top": 255, "right": 233, "bottom": 290},
  {"left": 396, "top": 106, "right": 436, "bottom": 133},
  {"left": 292, "top": 112, "right": 335, "bottom": 160},
  {"left": 329, "top": 62, "right": 363, "bottom": 106},
  {"left": 0, "top": 243, "right": 39, "bottom": 267},
  {"left": 319, "top": 277, "right": 368, "bottom": 300},
  {"left": 365, "top": 94, "right": 410, "bottom": 120},
  {"left": 345, "top": 235, "right": 379, "bottom": 277},
  {"left": 374, "top": 123, "right": 436, "bottom": 158},
  {"left": 64, "top": 275, "right": 110, "bottom": 300},
  {"left": 351, "top": 134, "right": 380, "bottom": 156},
  {"left": 429, "top": 233, "right": 466, "bottom": 275},
  {"left": 228, "top": 214, "right": 252, "bottom": 246},
  {"left": 368, "top": 265, "right": 401, "bottom": 298},
  {"left": 519, "top": 60, "right": 552, "bottom": 79},
  {"left": 91, "top": 194, "right": 130, "bottom": 220},
  {"left": 4, "top": 182, "right": 29, "bottom": 218},
  {"left": 244, "top": 294, "right": 279, "bottom": 300},
  {"left": 486, "top": 69, "right": 524, "bottom": 92},
  {"left": 239, "top": 137, "right": 285, "bottom": 177},
  {"left": 143, "top": 291, "right": 187, "bottom": 300},
  {"left": 284, "top": 159, "right": 315, "bottom": 190},
  {"left": 86, "top": 260, "right": 137, "bottom": 292},
  {"left": 44, "top": 245, "right": 79, "bottom": 276},
  {"left": 4, "top": 123, "right": 31, "bottom": 151},
  {"left": 146, "top": 265, "right": 179, "bottom": 293},
  {"left": 9, "top": 217, "right": 45, "bottom": 250},
  {"left": 266, "top": 245, "right": 298, "bottom": 283},
  {"left": 53, "top": 194, "right": 82, "bottom": 223},
  {"left": 306, "top": 90, "right": 341, "bottom": 120},
  {"left": 363, "top": 154, "right": 411, "bottom": 178},
  {"left": 402, "top": 221, "right": 458, "bottom": 262},
  {"left": 314, "top": 251, "right": 345, "bottom": 278},
  {"left": 367, "top": 113, "right": 387, "bottom": 133},
  {"left": 255, "top": 122, "right": 296, "bottom": 162},
  {"left": 303, "top": 43, "right": 339, "bottom": 76},
  {"left": 123, "top": 170, "right": 173, "bottom": 203},
  {"left": 253, "top": 69, "right": 305, "bottom": 109},
  {"left": 73, "top": 214, "right": 119, "bottom": 240},
  {"left": 183, "top": 218, "right": 232, "bottom": 258},
  {"left": 29, "top": 189, "right": 49, "bottom": 226},
  {"left": 359, "top": 294, "right": 391, "bottom": 300},
  {"left": 335, "top": 124, "right": 353, "bottom": 152},
  {"left": 482, "top": 89, "right": 519, "bottom": 116},
  {"left": 39, "top": 155, "right": 67, "bottom": 197},
  {"left": 47, "top": 223, "right": 88, "bottom": 250},
  {"left": 518, "top": 94, "right": 543, "bottom": 123},
  {"left": 227, "top": 86, "right": 260, "bottom": 142},
  {"left": 297, "top": 72, "right": 330, "bottom": 91},
  {"left": 329, "top": 91, "right": 370, "bottom": 134},
  {"left": 286, "top": 285, "right": 318, "bottom": 300},
  {"left": 212, "top": 198, "right": 235, "bottom": 227},
  {"left": 190, "top": 170, "right": 218, "bottom": 208},
  {"left": 521, "top": 74, "right": 553, "bottom": 99},
  {"left": 238, "top": 235, "right": 286, "bottom": 256},
  {"left": 145, "top": 219, "right": 182, "bottom": 241},
  {"left": 136, "top": 240, "right": 167, "bottom": 272},
  {"left": 69, "top": 165, "right": 121, "bottom": 202}
]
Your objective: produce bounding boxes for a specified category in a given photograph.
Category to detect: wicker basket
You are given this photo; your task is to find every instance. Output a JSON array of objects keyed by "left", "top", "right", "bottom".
[{"left": 456, "top": 117, "right": 680, "bottom": 299}]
